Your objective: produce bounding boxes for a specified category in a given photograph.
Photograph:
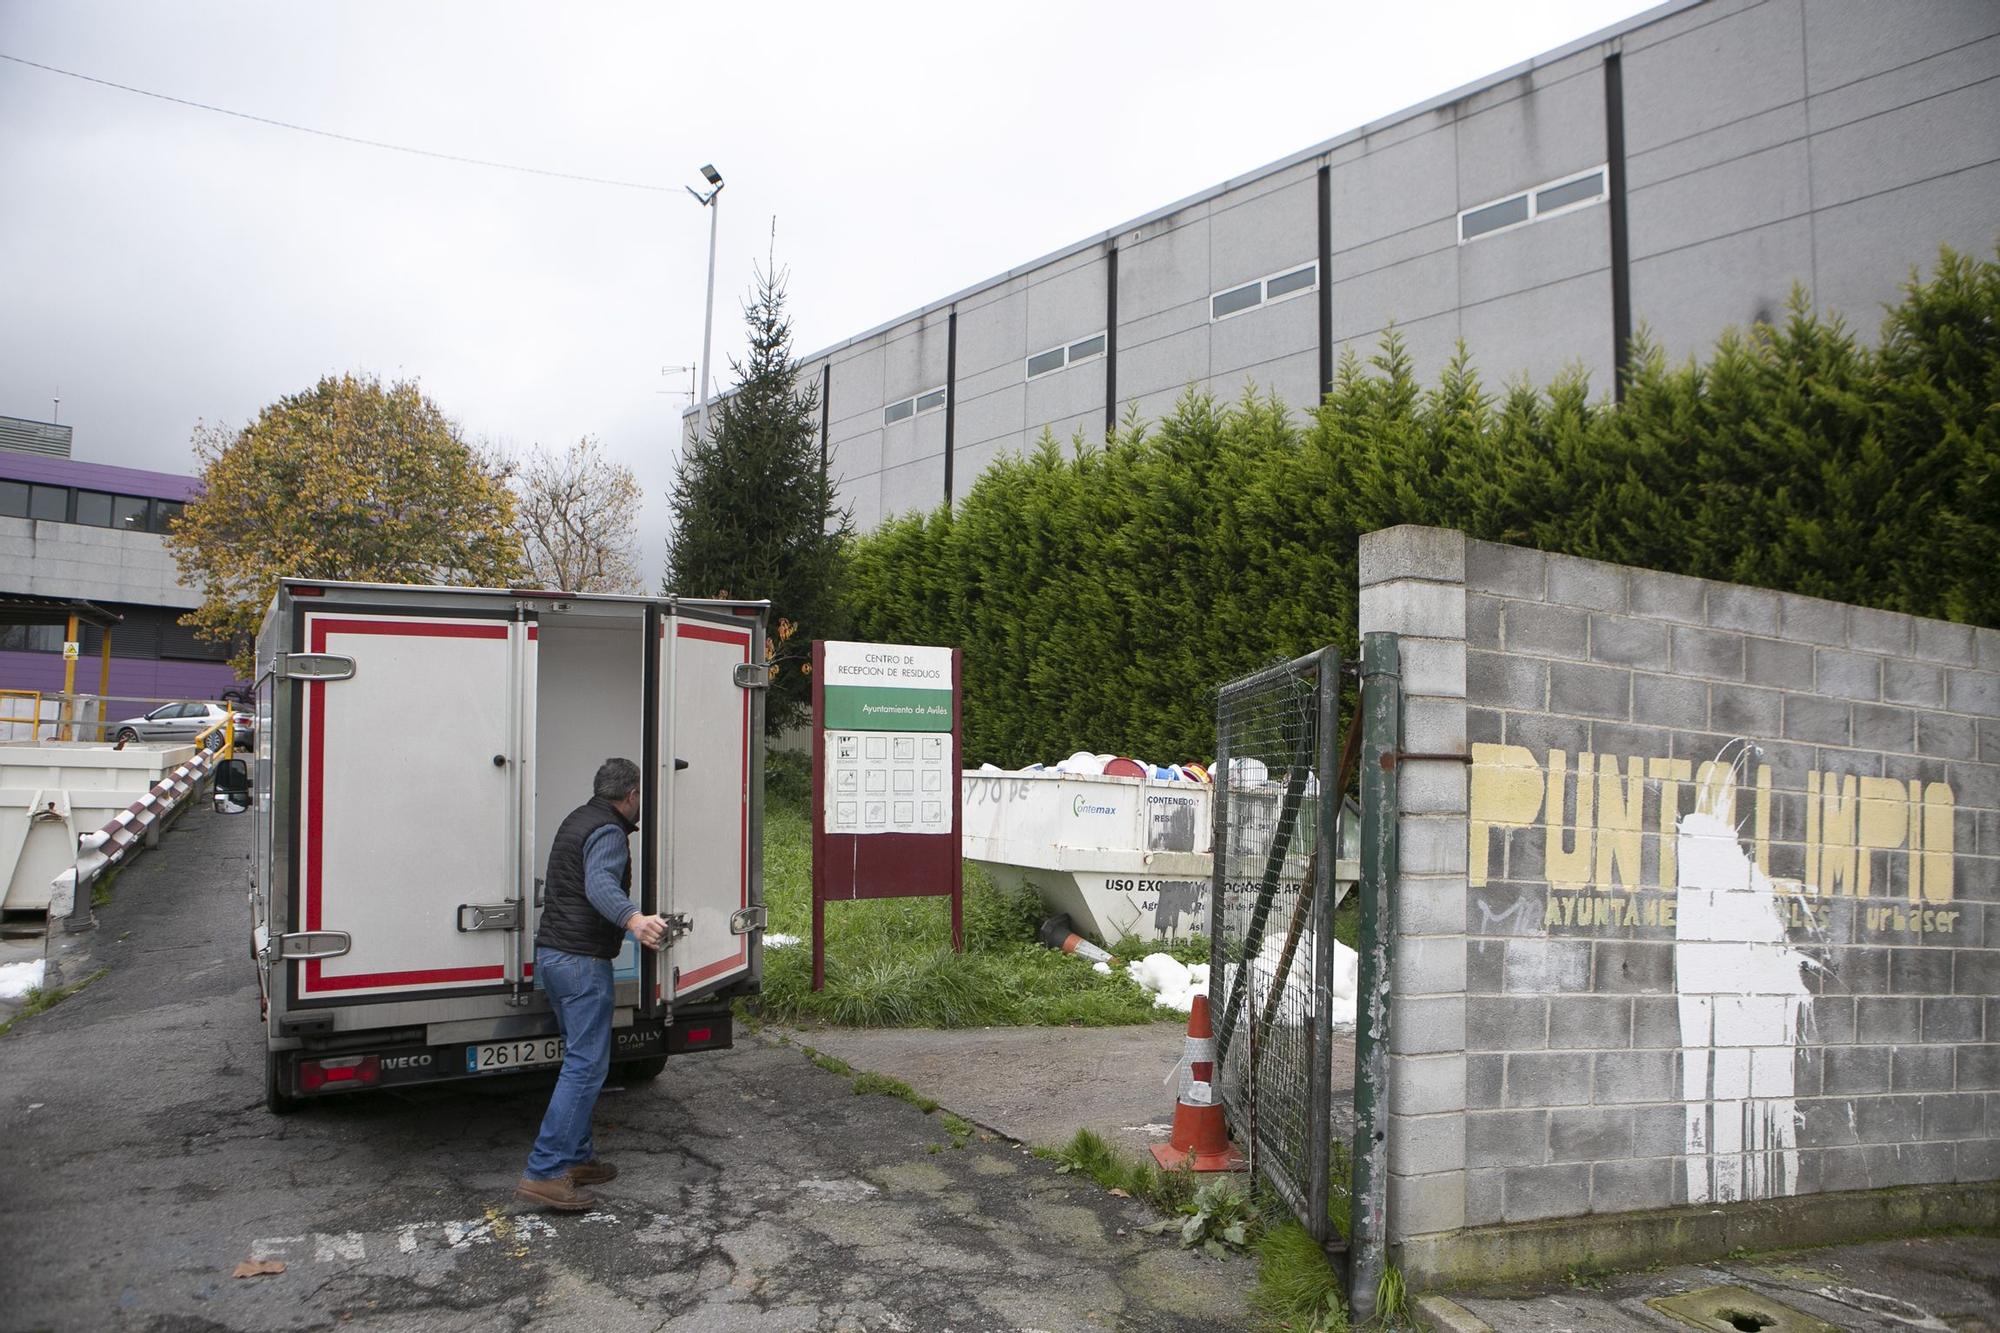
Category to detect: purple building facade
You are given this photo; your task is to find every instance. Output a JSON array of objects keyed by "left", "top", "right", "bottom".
[{"left": 1, "top": 438, "right": 243, "bottom": 713}]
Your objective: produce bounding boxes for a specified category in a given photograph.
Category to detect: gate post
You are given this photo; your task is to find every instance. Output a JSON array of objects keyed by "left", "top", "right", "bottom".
[
  {"left": 1305, "top": 645, "right": 1341, "bottom": 1244},
  {"left": 1348, "top": 631, "right": 1400, "bottom": 1320}
]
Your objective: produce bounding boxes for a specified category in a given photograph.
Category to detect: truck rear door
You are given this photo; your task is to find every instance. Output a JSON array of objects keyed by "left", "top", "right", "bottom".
[
  {"left": 650, "top": 605, "right": 762, "bottom": 1006},
  {"left": 290, "top": 601, "right": 534, "bottom": 1005}
]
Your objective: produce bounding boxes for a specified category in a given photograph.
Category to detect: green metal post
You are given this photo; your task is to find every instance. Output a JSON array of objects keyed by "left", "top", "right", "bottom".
[
  {"left": 1347, "top": 632, "right": 1399, "bottom": 1320},
  {"left": 1306, "top": 645, "right": 1340, "bottom": 1245}
]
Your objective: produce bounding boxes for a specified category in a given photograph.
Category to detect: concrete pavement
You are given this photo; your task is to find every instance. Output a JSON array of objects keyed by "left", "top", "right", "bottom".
[
  {"left": 0, "top": 801, "right": 1259, "bottom": 1332},
  {"left": 1417, "top": 1233, "right": 1999, "bottom": 1332}
]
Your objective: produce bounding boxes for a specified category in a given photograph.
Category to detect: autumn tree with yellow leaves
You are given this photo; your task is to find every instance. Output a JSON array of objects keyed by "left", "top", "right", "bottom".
[{"left": 168, "top": 373, "right": 526, "bottom": 674}]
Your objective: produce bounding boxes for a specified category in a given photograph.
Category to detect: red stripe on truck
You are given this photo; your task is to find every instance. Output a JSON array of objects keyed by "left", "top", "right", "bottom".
[
  {"left": 673, "top": 621, "right": 751, "bottom": 991},
  {"left": 302, "top": 615, "right": 513, "bottom": 996}
]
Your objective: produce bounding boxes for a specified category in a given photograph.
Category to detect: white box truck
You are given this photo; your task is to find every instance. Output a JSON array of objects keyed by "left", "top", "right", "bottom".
[{"left": 214, "top": 579, "right": 767, "bottom": 1113}]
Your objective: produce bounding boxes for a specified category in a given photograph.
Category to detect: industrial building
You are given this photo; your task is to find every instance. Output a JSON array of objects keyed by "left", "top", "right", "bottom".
[
  {"left": 725, "top": 0, "right": 1998, "bottom": 531},
  {"left": 0, "top": 417, "right": 237, "bottom": 717}
]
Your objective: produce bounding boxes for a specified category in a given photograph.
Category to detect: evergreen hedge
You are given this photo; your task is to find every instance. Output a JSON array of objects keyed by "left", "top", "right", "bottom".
[{"left": 843, "top": 247, "right": 1998, "bottom": 768}]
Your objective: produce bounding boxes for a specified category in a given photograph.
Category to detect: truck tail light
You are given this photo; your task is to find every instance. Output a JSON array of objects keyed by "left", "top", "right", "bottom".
[
  {"left": 668, "top": 1020, "right": 730, "bottom": 1053},
  {"left": 300, "top": 1054, "right": 381, "bottom": 1093}
]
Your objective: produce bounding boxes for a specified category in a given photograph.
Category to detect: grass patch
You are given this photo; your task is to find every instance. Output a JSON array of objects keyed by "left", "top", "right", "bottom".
[
  {"left": 1332, "top": 891, "right": 1359, "bottom": 952},
  {"left": 1374, "top": 1265, "right": 1411, "bottom": 1325},
  {"left": 804, "top": 1047, "right": 853, "bottom": 1077},
  {"left": 754, "top": 766, "right": 1207, "bottom": 1028},
  {"left": 0, "top": 966, "right": 109, "bottom": 1037},
  {"left": 1327, "top": 1139, "right": 1353, "bottom": 1241},
  {"left": 939, "top": 1111, "right": 975, "bottom": 1147},
  {"left": 852, "top": 1070, "right": 939, "bottom": 1113},
  {"left": 1042, "top": 1129, "right": 1198, "bottom": 1215},
  {"left": 1251, "top": 1220, "right": 1349, "bottom": 1331}
]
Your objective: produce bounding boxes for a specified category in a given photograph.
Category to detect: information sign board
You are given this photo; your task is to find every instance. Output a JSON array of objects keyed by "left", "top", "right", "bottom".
[{"left": 810, "top": 640, "right": 962, "bottom": 989}]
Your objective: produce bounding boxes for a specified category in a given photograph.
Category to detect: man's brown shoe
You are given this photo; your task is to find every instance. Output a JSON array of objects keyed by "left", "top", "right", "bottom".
[
  {"left": 568, "top": 1159, "right": 618, "bottom": 1186},
  {"left": 514, "top": 1174, "right": 597, "bottom": 1212}
]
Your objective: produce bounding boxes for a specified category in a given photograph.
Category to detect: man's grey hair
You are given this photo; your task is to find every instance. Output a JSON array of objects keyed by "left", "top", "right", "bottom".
[{"left": 593, "top": 757, "right": 641, "bottom": 801}]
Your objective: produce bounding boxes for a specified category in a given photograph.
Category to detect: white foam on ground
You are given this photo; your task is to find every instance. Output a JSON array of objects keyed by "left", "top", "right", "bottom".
[
  {"left": 1217, "top": 933, "right": 1361, "bottom": 1027},
  {"left": 0, "top": 959, "right": 48, "bottom": 1000},
  {"left": 1123, "top": 953, "right": 1213, "bottom": 1012}
]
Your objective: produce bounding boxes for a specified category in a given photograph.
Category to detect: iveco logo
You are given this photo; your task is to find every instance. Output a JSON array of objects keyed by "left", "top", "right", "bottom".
[
  {"left": 1072, "top": 797, "right": 1118, "bottom": 816},
  {"left": 381, "top": 1054, "right": 432, "bottom": 1070}
]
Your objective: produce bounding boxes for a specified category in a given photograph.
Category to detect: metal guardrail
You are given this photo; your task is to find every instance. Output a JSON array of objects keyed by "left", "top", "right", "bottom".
[
  {"left": 0, "top": 692, "right": 247, "bottom": 745},
  {"left": 54, "top": 739, "right": 220, "bottom": 930}
]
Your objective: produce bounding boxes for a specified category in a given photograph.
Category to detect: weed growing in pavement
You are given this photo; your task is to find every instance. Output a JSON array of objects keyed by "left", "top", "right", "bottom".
[
  {"left": 0, "top": 967, "right": 109, "bottom": 1037},
  {"left": 1045, "top": 1130, "right": 1198, "bottom": 1215},
  {"left": 797, "top": 1043, "right": 979, "bottom": 1149},
  {"left": 804, "top": 1048, "right": 853, "bottom": 1077},
  {"left": 1140, "top": 1177, "right": 1260, "bottom": 1259},
  {"left": 753, "top": 771, "right": 1209, "bottom": 1028},
  {"left": 1250, "top": 1219, "right": 1349, "bottom": 1332},
  {"left": 851, "top": 1071, "right": 939, "bottom": 1113}
]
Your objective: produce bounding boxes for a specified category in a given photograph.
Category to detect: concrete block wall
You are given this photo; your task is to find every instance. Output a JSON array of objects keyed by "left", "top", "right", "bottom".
[{"left": 1358, "top": 524, "right": 2000, "bottom": 1272}]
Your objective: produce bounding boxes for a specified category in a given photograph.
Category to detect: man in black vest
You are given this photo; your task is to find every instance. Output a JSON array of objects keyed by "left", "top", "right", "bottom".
[{"left": 516, "top": 757, "right": 671, "bottom": 1212}]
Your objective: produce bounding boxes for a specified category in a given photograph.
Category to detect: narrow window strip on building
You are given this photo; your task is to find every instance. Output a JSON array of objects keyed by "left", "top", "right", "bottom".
[
  {"left": 1459, "top": 164, "right": 1608, "bottom": 243},
  {"left": 1210, "top": 262, "right": 1318, "bottom": 322},
  {"left": 1025, "top": 331, "right": 1108, "bottom": 381}
]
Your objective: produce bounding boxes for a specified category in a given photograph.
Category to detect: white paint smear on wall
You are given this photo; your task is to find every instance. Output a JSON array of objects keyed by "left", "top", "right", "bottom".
[{"left": 1674, "top": 751, "right": 1817, "bottom": 1204}]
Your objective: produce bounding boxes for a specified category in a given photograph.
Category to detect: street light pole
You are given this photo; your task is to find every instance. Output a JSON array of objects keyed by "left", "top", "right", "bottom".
[{"left": 688, "top": 164, "right": 724, "bottom": 442}]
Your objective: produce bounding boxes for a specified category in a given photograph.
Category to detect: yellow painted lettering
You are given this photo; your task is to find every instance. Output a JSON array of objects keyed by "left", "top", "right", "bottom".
[
  {"left": 1854, "top": 776, "right": 1907, "bottom": 899},
  {"left": 1546, "top": 750, "right": 1595, "bottom": 886},
  {"left": 1468, "top": 743, "right": 1545, "bottom": 888},
  {"left": 1649, "top": 757, "right": 1691, "bottom": 886},
  {"left": 1921, "top": 781, "right": 1954, "bottom": 904},
  {"left": 1819, "top": 774, "right": 1860, "bottom": 896},
  {"left": 1596, "top": 754, "right": 1645, "bottom": 889}
]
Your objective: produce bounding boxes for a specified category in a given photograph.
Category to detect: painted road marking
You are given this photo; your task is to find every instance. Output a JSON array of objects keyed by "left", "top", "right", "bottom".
[{"left": 314, "top": 1232, "right": 365, "bottom": 1263}]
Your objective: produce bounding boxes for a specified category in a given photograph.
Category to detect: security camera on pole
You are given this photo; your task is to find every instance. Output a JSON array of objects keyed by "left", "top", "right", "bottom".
[{"left": 687, "top": 163, "right": 724, "bottom": 441}]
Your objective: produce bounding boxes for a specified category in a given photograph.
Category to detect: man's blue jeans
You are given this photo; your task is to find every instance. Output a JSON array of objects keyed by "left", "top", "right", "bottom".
[{"left": 524, "top": 946, "right": 614, "bottom": 1180}]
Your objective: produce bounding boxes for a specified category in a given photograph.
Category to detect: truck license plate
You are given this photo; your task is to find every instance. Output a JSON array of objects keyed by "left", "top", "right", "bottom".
[{"left": 468, "top": 1037, "right": 564, "bottom": 1072}]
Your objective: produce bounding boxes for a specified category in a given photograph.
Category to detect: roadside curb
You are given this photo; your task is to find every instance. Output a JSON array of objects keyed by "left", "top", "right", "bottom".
[
  {"left": 1415, "top": 1294, "right": 1495, "bottom": 1333},
  {"left": 763, "top": 1024, "right": 1018, "bottom": 1147}
]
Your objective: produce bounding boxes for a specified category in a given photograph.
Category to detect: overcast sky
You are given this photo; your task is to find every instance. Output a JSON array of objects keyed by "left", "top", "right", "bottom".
[{"left": 0, "top": 0, "right": 1658, "bottom": 583}]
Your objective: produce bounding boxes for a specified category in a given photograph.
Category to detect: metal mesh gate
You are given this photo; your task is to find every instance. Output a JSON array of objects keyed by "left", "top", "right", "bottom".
[{"left": 1209, "top": 647, "right": 1341, "bottom": 1241}]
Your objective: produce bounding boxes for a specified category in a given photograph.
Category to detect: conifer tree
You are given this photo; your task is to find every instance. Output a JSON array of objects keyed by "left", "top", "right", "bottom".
[{"left": 664, "top": 266, "right": 850, "bottom": 731}]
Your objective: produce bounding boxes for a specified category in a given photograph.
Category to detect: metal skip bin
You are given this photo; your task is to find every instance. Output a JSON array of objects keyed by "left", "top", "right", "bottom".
[{"left": 959, "top": 768, "right": 1212, "bottom": 943}]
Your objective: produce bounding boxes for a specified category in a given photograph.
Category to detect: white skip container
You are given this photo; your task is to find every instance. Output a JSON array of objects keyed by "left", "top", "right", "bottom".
[
  {"left": 962, "top": 766, "right": 1363, "bottom": 947},
  {"left": 960, "top": 769, "right": 1213, "bottom": 943}
]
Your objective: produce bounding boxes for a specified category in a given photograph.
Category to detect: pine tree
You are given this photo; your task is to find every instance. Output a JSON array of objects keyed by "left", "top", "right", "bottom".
[{"left": 664, "top": 266, "right": 851, "bottom": 731}]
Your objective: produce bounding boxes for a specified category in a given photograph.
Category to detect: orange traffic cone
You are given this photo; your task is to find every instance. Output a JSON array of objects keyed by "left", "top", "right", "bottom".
[{"left": 1150, "top": 993, "right": 1245, "bottom": 1172}]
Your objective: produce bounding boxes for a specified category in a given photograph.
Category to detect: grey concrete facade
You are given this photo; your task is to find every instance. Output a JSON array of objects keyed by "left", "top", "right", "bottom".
[
  {"left": 0, "top": 517, "right": 193, "bottom": 611},
  {"left": 1358, "top": 525, "right": 2000, "bottom": 1285},
  {"left": 704, "top": 0, "right": 1999, "bottom": 532}
]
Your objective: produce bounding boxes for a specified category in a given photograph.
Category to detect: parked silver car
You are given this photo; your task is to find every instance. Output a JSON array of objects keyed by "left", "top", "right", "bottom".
[{"left": 112, "top": 701, "right": 253, "bottom": 750}]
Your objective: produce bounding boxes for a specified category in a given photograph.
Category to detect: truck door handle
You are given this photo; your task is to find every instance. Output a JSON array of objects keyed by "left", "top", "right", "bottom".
[{"left": 457, "top": 903, "right": 522, "bottom": 932}]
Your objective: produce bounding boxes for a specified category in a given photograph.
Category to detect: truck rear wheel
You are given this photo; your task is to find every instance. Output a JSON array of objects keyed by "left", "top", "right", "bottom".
[
  {"left": 265, "top": 1051, "right": 299, "bottom": 1115},
  {"left": 615, "top": 1057, "right": 666, "bottom": 1083}
]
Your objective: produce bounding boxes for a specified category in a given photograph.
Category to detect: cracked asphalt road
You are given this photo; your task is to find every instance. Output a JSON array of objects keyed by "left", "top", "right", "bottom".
[{"left": 0, "top": 805, "right": 1254, "bottom": 1332}]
